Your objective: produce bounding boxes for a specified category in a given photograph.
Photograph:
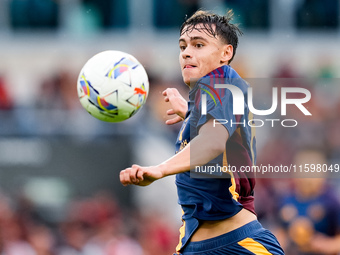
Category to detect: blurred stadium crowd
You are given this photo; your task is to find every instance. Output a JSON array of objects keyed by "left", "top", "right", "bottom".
[
  {"left": 0, "top": 190, "right": 179, "bottom": 255},
  {"left": 1, "top": 0, "right": 340, "bottom": 254}
]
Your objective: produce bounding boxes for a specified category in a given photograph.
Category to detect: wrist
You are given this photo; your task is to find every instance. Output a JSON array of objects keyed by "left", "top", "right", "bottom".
[
  {"left": 157, "top": 163, "right": 168, "bottom": 178},
  {"left": 179, "top": 100, "right": 188, "bottom": 119}
]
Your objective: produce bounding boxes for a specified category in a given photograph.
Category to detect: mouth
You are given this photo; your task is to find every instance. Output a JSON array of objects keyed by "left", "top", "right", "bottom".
[{"left": 183, "top": 64, "right": 196, "bottom": 69}]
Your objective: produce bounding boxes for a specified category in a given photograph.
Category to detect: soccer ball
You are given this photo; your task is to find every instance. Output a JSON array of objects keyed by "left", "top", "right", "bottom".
[{"left": 77, "top": 50, "right": 149, "bottom": 122}]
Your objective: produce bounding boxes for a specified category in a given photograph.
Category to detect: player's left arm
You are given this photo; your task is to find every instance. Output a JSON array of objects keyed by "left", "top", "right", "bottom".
[{"left": 120, "top": 118, "right": 228, "bottom": 186}]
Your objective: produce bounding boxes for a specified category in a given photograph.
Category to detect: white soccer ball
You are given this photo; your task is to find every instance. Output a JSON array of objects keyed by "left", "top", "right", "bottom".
[{"left": 77, "top": 50, "right": 149, "bottom": 122}]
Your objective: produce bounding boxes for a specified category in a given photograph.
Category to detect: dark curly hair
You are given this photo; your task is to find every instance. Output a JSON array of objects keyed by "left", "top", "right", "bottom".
[{"left": 180, "top": 10, "right": 242, "bottom": 64}]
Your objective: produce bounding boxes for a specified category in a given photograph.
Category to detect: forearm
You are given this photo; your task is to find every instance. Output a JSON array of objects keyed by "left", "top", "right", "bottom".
[
  {"left": 159, "top": 130, "right": 226, "bottom": 177},
  {"left": 120, "top": 120, "right": 228, "bottom": 186}
]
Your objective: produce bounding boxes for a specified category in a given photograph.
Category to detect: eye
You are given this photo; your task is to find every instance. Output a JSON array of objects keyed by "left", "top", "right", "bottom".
[
  {"left": 195, "top": 43, "right": 203, "bottom": 48},
  {"left": 179, "top": 45, "right": 186, "bottom": 51}
]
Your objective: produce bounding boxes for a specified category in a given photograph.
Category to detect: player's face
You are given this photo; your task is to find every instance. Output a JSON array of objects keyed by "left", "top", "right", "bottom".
[{"left": 179, "top": 24, "right": 232, "bottom": 86}]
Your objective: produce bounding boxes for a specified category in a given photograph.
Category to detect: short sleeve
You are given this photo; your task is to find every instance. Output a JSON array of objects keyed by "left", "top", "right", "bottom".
[{"left": 195, "top": 87, "right": 239, "bottom": 137}]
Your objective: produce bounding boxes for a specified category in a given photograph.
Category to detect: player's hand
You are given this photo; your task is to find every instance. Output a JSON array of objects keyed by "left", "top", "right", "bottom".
[
  {"left": 120, "top": 164, "right": 165, "bottom": 187},
  {"left": 162, "top": 88, "right": 188, "bottom": 125}
]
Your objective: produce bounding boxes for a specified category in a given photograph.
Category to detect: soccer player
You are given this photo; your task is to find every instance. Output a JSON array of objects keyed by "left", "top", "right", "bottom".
[{"left": 120, "top": 10, "right": 284, "bottom": 254}]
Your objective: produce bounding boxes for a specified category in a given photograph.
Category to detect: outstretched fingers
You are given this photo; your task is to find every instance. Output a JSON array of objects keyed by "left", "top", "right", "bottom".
[{"left": 166, "top": 116, "right": 183, "bottom": 125}]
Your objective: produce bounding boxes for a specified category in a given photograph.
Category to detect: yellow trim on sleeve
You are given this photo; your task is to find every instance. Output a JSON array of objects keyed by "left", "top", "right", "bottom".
[{"left": 223, "top": 151, "right": 239, "bottom": 201}]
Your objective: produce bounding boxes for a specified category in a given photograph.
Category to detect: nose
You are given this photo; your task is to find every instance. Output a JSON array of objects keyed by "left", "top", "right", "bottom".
[{"left": 181, "top": 47, "right": 192, "bottom": 59}]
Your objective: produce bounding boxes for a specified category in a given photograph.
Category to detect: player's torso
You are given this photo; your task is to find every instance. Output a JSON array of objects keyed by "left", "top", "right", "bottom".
[
  {"left": 174, "top": 65, "right": 257, "bottom": 250},
  {"left": 175, "top": 109, "right": 243, "bottom": 219}
]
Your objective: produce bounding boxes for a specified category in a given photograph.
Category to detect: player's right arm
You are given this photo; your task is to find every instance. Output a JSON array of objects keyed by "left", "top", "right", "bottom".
[{"left": 120, "top": 118, "right": 229, "bottom": 186}]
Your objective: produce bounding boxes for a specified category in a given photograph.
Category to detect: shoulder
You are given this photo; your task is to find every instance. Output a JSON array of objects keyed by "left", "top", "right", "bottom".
[
  {"left": 217, "top": 65, "right": 249, "bottom": 92},
  {"left": 220, "top": 65, "right": 241, "bottom": 78}
]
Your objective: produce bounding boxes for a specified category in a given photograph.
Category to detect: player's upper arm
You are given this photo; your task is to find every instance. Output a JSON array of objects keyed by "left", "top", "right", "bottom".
[{"left": 198, "top": 118, "right": 229, "bottom": 154}]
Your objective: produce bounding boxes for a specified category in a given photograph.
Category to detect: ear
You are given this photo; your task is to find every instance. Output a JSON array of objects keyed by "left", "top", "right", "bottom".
[{"left": 220, "top": 44, "right": 233, "bottom": 64}]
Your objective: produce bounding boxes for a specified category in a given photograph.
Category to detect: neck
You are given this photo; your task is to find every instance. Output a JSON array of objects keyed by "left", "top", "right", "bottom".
[{"left": 187, "top": 78, "right": 199, "bottom": 89}]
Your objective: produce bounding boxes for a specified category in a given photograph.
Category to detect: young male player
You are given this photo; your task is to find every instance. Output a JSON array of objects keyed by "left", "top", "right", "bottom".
[{"left": 120, "top": 10, "right": 284, "bottom": 254}]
